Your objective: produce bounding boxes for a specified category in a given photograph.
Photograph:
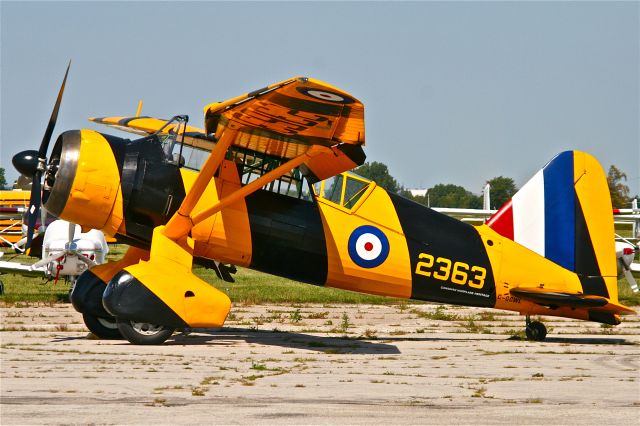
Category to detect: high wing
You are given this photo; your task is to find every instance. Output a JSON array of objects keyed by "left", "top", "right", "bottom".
[
  {"left": 89, "top": 116, "right": 217, "bottom": 151},
  {"left": 90, "top": 77, "right": 365, "bottom": 181}
]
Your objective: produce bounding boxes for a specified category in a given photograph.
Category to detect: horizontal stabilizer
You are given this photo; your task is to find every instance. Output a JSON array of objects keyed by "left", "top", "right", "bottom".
[
  {"left": 511, "top": 286, "right": 635, "bottom": 314},
  {"left": 510, "top": 286, "right": 608, "bottom": 308}
]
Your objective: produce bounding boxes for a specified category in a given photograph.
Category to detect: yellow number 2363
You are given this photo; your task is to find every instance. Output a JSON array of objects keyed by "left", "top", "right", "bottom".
[{"left": 415, "top": 253, "right": 487, "bottom": 289}]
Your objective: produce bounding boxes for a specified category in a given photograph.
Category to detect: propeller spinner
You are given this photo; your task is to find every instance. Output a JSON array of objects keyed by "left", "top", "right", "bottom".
[{"left": 12, "top": 61, "right": 71, "bottom": 249}]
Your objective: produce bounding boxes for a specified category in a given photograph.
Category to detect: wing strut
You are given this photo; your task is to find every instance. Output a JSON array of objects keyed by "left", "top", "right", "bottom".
[{"left": 163, "top": 128, "right": 236, "bottom": 238}]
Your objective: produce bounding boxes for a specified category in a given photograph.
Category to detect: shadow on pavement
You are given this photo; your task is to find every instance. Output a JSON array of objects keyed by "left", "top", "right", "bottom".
[
  {"left": 49, "top": 329, "right": 633, "bottom": 349},
  {"left": 162, "top": 327, "right": 402, "bottom": 354}
]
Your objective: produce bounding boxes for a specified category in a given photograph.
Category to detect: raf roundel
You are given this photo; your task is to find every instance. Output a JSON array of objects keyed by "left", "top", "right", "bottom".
[
  {"left": 306, "top": 90, "right": 344, "bottom": 102},
  {"left": 348, "top": 225, "right": 390, "bottom": 268},
  {"left": 296, "top": 87, "right": 355, "bottom": 104}
]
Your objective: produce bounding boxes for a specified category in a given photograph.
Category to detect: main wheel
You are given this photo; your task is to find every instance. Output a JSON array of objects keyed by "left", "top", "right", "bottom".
[
  {"left": 82, "top": 313, "right": 122, "bottom": 339},
  {"left": 116, "top": 319, "right": 175, "bottom": 345},
  {"left": 525, "top": 321, "right": 547, "bottom": 341}
]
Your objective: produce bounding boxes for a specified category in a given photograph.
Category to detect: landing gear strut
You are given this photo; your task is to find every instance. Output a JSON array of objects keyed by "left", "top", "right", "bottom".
[{"left": 525, "top": 315, "right": 547, "bottom": 341}]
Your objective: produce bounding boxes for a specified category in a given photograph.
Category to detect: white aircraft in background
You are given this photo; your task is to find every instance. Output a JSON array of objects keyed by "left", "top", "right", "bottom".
[
  {"left": 0, "top": 219, "right": 109, "bottom": 292},
  {"left": 616, "top": 239, "right": 639, "bottom": 292},
  {"left": 415, "top": 186, "right": 639, "bottom": 293}
]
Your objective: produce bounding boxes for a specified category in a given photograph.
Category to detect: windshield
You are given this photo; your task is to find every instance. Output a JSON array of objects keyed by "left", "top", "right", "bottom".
[
  {"left": 313, "top": 172, "right": 372, "bottom": 210},
  {"left": 156, "top": 115, "right": 189, "bottom": 166}
]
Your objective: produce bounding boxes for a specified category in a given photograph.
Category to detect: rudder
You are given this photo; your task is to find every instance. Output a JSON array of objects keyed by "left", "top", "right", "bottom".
[{"left": 487, "top": 151, "right": 618, "bottom": 301}]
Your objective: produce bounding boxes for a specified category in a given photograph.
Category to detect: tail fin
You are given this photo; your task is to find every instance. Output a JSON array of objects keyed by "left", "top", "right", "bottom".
[{"left": 487, "top": 151, "right": 618, "bottom": 301}]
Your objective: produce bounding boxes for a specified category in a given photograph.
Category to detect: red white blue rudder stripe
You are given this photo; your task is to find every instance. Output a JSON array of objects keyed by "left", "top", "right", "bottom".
[{"left": 487, "top": 151, "right": 576, "bottom": 272}]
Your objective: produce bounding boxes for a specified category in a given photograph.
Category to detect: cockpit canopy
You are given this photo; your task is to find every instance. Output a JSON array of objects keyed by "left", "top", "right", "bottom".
[{"left": 313, "top": 172, "right": 373, "bottom": 210}]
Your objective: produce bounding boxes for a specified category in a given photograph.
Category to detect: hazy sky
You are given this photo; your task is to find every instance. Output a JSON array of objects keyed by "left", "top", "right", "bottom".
[{"left": 2, "top": 1, "right": 638, "bottom": 199}]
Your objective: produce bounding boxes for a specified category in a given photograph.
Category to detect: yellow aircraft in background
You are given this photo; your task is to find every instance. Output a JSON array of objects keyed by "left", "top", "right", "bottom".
[{"left": 12, "top": 64, "right": 634, "bottom": 344}]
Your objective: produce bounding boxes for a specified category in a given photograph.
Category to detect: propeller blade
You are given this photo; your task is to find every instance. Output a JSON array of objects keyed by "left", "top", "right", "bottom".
[
  {"left": 74, "top": 254, "right": 97, "bottom": 268},
  {"left": 24, "top": 61, "right": 71, "bottom": 249},
  {"left": 25, "top": 172, "right": 42, "bottom": 249},
  {"left": 622, "top": 267, "right": 639, "bottom": 294},
  {"left": 30, "top": 251, "right": 64, "bottom": 270},
  {"left": 68, "top": 221, "right": 75, "bottom": 247},
  {"left": 39, "top": 61, "right": 71, "bottom": 159},
  {"left": 40, "top": 205, "right": 48, "bottom": 234}
]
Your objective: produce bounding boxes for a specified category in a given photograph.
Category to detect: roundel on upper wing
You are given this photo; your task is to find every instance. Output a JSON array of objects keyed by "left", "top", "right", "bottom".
[
  {"left": 348, "top": 225, "right": 390, "bottom": 268},
  {"left": 296, "top": 87, "right": 355, "bottom": 104}
]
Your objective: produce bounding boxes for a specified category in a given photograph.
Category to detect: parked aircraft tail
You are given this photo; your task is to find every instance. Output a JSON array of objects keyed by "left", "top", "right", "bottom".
[{"left": 487, "top": 151, "right": 620, "bottom": 303}]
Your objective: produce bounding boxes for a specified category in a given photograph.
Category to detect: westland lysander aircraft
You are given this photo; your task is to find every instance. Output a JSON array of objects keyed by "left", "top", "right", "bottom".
[{"left": 12, "top": 64, "right": 635, "bottom": 344}]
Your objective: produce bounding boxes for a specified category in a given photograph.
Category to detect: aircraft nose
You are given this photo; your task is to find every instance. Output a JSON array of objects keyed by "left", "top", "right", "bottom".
[
  {"left": 12, "top": 150, "right": 39, "bottom": 176},
  {"left": 42, "top": 129, "right": 124, "bottom": 235}
]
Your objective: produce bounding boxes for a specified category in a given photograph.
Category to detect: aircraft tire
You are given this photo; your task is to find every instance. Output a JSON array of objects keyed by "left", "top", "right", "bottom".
[
  {"left": 525, "top": 321, "right": 547, "bottom": 341},
  {"left": 82, "top": 313, "right": 122, "bottom": 339},
  {"left": 116, "top": 319, "right": 175, "bottom": 345}
]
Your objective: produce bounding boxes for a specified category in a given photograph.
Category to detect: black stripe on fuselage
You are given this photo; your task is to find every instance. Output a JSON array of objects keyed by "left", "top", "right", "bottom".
[
  {"left": 574, "top": 194, "right": 609, "bottom": 297},
  {"left": 245, "top": 190, "right": 328, "bottom": 285},
  {"left": 388, "top": 193, "right": 496, "bottom": 307}
]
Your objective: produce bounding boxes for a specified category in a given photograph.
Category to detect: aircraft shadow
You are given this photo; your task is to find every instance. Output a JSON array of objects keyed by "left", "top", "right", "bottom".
[
  {"left": 50, "top": 335, "right": 92, "bottom": 343},
  {"left": 49, "top": 330, "right": 631, "bottom": 349},
  {"left": 537, "top": 336, "right": 633, "bottom": 345},
  {"left": 385, "top": 335, "right": 633, "bottom": 345},
  {"left": 162, "top": 327, "right": 401, "bottom": 354}
]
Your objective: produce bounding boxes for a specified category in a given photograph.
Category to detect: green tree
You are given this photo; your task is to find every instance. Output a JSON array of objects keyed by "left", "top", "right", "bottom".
[
  {"left": 0, "top": 167, "right": 6, "bottom": 190},
  {"left": 486, "top": 176, "right": 517, "bottom": 209},
  {"left": 414, "top": 183, "right": 482, "bottom": 208},
  {"left": 353, "top": 161, "right": 403, "bottom": 193},
  {"left": 607, "top": 165, "right": 631, "bottom": 208}
]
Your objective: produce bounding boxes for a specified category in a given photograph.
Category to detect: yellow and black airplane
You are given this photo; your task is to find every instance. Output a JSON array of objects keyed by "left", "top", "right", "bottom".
[{"left": 12, "top": 64, "right": 635, "bottom": 344}]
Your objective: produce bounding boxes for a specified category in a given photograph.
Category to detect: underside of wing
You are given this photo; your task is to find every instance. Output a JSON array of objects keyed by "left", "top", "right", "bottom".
[
  {"left": 204, "top": 77, "right": 364, "bottom": 154},
  {"left": 203, "top": 76, "right": 365, "bottom": 181}
]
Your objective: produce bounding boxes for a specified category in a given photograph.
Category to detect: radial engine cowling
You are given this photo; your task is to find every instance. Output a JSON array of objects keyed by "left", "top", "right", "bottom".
[{"left": 43, "top": 129, "right": 125, "bottom": 236}]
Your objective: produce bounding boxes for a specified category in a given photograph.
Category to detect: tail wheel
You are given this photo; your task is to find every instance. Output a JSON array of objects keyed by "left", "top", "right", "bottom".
[
  {"left": 116, "top": 319, "right": 175, "bottom": 345},
  {"left": 525, "top": 321, "right": 547, "bottom": 341},
  {"left": 82, "top": 313, "right": 122, "bottom": 339}
]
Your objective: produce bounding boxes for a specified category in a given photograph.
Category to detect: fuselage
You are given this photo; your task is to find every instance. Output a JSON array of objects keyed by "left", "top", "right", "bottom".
[{"left": 45, "top": 129, "right": 605, "bottom": 324}]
